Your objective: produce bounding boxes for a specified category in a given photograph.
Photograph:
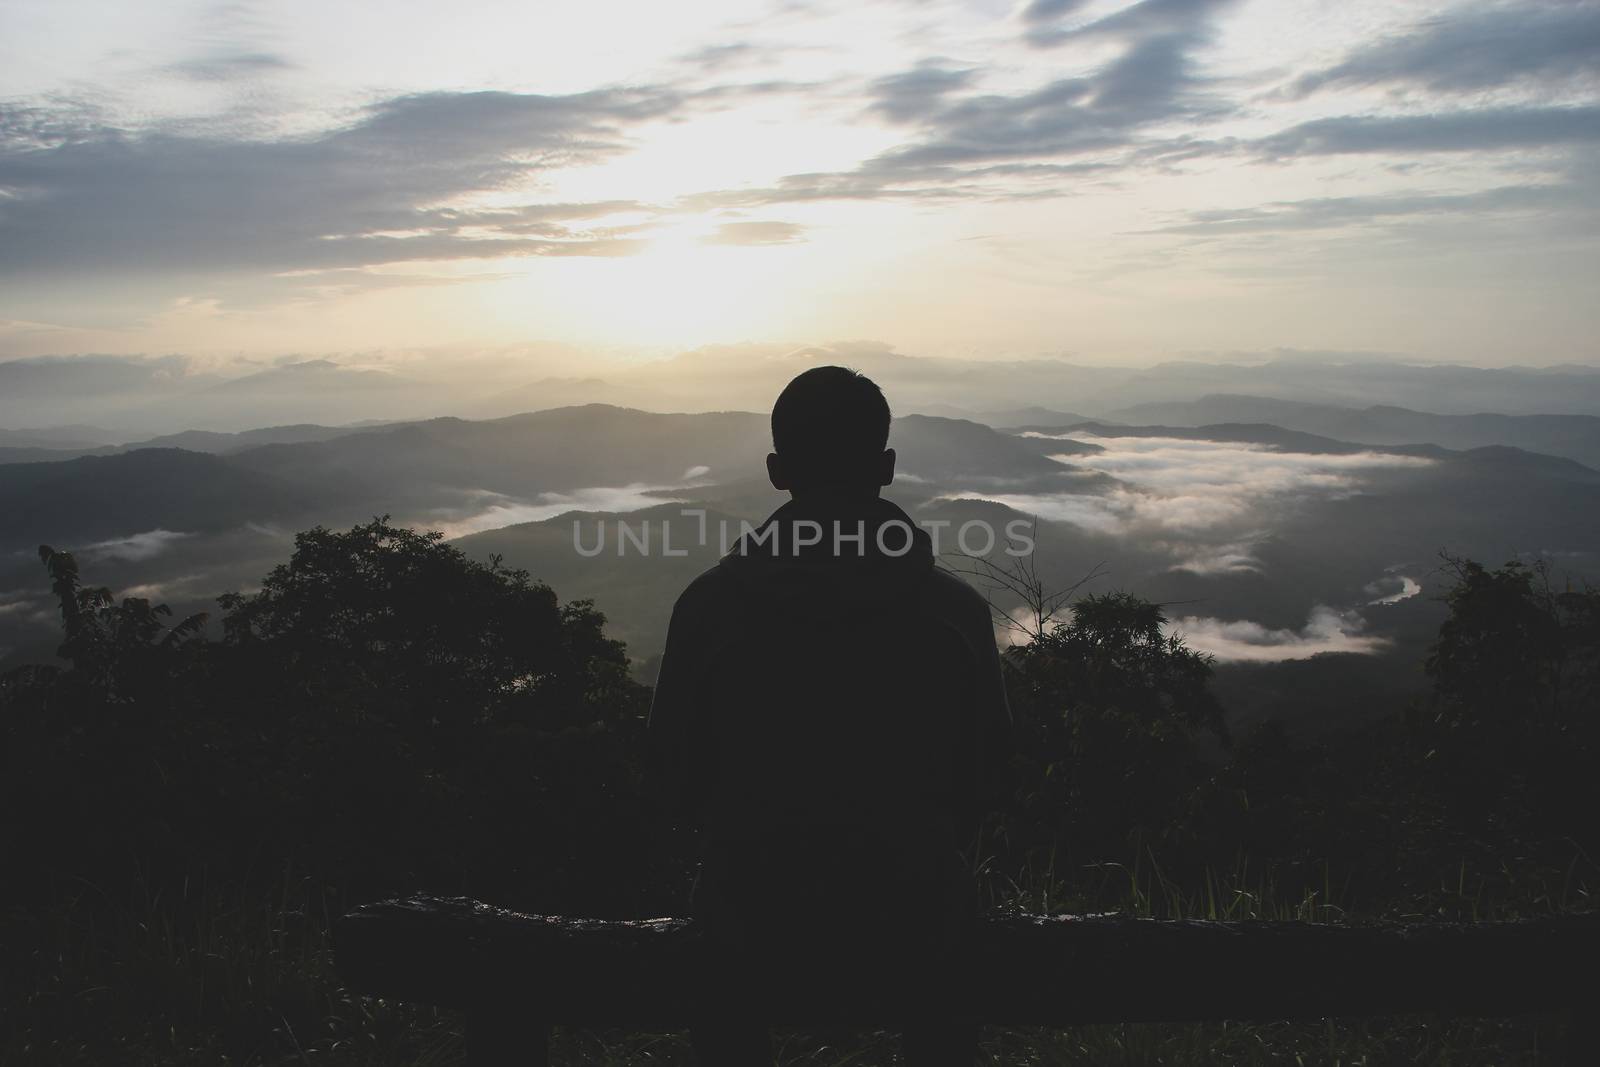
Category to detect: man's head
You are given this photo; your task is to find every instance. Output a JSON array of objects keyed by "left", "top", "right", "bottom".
[{"left": 768, "top": 365, "right": 894, "bottom": 497}]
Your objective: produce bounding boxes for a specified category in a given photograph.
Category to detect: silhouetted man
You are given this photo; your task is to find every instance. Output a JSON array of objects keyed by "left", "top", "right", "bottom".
[{"left": 648, "top": 366, "right": 1013, "bottom": 1066}]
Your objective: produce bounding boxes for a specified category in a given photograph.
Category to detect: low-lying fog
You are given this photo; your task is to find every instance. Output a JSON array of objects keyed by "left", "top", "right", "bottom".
[{"left": 947, "top": 434, "right": 1443, "bottom": 663}]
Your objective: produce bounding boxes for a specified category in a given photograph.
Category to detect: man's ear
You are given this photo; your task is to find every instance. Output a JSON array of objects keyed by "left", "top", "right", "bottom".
[
  {"left": 766, "top": 452, "right": 790, "bottom": 491},
  {"left": 877, "top": 448, "right": 896, "bottom": 487}
]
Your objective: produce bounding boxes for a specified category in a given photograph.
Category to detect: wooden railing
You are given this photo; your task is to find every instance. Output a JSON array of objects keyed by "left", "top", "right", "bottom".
[{"left": 335, "top": 896, "right": 1598, "bottom": 1065}]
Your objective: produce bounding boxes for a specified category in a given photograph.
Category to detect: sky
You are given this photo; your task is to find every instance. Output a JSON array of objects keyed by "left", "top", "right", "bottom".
[{"left": 1, "top": 0, "right": 1597, "bottom": 366}]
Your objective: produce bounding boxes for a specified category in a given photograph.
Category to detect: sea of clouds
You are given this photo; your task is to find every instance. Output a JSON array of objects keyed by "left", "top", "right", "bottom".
[{"left": 967, "top": 434, "right": 1435, "bottom": 662}]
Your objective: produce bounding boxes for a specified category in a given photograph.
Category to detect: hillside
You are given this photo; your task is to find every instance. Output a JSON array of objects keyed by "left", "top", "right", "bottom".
[
  {"left": 0, "top": 449, "right": 318, "bottom": 549},
  {"left": 126, "top": 423, "right": 364, "bottom": 453},
  {"left": 229, "top": 405, "right": 772, "bottom": 516}
]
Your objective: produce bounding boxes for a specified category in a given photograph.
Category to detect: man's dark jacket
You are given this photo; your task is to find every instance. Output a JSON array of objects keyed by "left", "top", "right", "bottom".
[{"left": 647, "top": 497, "right": 1012, "bottom": 969}]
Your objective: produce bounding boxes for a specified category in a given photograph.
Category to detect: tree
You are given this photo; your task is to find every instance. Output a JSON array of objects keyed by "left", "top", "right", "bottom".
[
  {"left": 209, "top": 519, "right": 653, "bottom": 907},
  {"left": 216, "top": 518, "right": 638, "bottom": 734},
  {"left": 2, "top": 519, "right": 656, "bottom": 914},
  {"left": 1000, "top": 592, "right": 1229, "bottom": 866},
  {"left": 0, "top": 548, "right": 214, "bottom": 903},
  {"left": 35, "top": 543, "right": 208, "bottom": 690},
  {"left": 1415, "top": 555, "right": 1599, "bottom": 839}
]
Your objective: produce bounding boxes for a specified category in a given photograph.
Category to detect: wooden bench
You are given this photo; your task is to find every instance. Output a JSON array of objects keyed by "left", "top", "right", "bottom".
[{"left": 335, "top": 896, "right": 1599, "bottom": 1065}]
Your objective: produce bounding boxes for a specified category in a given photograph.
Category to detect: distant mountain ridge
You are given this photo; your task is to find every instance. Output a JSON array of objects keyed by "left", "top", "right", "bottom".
[
  {"left": 908, "top": 404, "right": 1100, "bottom": 427},
  {"left": 0, "top": 423, "right": 377, "bottom": 464},
  {"left": 128, "top": 424, "right": 364, "bottom": 453},
  {"left": 5, "top": 348, "right": 1599, "bottom": 435},
  {"left": 1108, "top": 395, "right": 1600, "bottom": 469}
]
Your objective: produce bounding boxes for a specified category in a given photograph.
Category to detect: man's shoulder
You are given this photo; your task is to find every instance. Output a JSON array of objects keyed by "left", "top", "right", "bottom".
[
  {"left": 660, "top": 564, "right": 748, "bottom": 666},
  {"left": 922, "top": 566, "right": 991, "bottom": 618},
  {"left": 671, "top": 561, "right": 740, "bottom": 615},
  {"left": 914, "top": 567, "right": 998, "bottom": 651}
]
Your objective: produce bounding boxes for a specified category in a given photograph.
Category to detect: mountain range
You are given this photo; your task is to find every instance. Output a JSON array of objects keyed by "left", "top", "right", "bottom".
[
  {"left": 1100, "top": 395, "right": 1600, "bottom": 471},
  {"left": 1, "top": 388, "right": 1596, "bottom": 733},
  {"left": 6, "top": 347, "right": 1600, "bottom": 436}
]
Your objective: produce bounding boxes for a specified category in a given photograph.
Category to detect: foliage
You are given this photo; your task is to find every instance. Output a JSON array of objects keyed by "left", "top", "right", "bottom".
[
  {"left": 2, "top": 518, "right": 654, "bottom": 914},
  {"left": 1413, "top": 556, "right": 1600, "bottom": 840},
  {"left": 38, "top": 543, "right": 210, "bottom": 679},
  {"left": 208, "top": 520, "right": 655, "bottom": 908},
  {"left": 2, "top": 547, "right": 216, "bottom": 907},
  {"left": 998, "top": 592, "right": 1228, "bottom": 866}
]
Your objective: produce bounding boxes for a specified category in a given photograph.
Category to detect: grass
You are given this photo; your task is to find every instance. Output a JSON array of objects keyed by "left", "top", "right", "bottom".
[
  {"left": 3, "top": 855, "right": 1587, "bottom": 1065},
  {"left": 4, "top": 870, "right": 456, "bottom": 1066},
  {"left": 985, "top": 843, "right": 1593, "bottom": 923}
]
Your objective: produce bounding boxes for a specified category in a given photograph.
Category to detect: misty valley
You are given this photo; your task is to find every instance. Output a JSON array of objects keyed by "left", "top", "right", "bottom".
[{"left": 5, "top": 350, "right": 1598, "bottom": 738}]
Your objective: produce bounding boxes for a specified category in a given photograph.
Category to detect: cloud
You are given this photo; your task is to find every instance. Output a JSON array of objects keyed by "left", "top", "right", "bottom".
[
  {"left": 1366, "top": 573, "right": 1422, "bottom": 605},
  {"left": 1041, "top": 433, "right": 1432, "bottom": 500},
  {"left": 5, "top": 0, "right": 1598, "bottom": 343},
  {"left": 1142, "top": 183, "right": 1581, "bottom": 236},
  {"left": 872, "top": 31, "right": 1226, "bottom": 173},
  {"left": 81, "top": 529, "right": 193, "bottom": 562},
  {"left": 0, "top": 89, "right": 683, "bottom": 280},
  {"left": 688, "top": 0, "right": 1239, "bottom": 207},
  {"left": 430, "top": 484, "right": 681, "bottom": 540},
  {"left": 1018, "top": 0, "right": 1092, "bottom": 25},
  {"left": 0, "top": 353, "right": 204, "bottom": 394},
  {"left": 1166, "top": 539, "right": 1263, "bottom": 575},
  {"left": 1291, "top": 3, "right": 1600, "bottom": 96},
  {"left": 991, "top": 481, "right": 1251, "bottom": 532},
  {"left": 627, "top": 15, "right": 1599, "bottom": 215},
  {"left": 0, "top": 591, "right": 42, "bottom": 618},
  {"left": 158, "top": 1, "right": 295, "bottom": 84},
  {"left": 702, "top": 220, "right": 806, "bottom": 245},
  {"left": 118, "top": 573, "right": 213, "bottom": 601},
  {"left": 680, "top": 42, "right": 764, "bottom": 72},
  {"left": 869, "top": 64, "right": 978, "bottom": 123},
  {"left": 676, "top": 40, "right": 824, "bottom": 76},
  {"left": 965, "top": 434, "right": 1432, "bottom": 568},
  {"left": 955, "top": 488, "right": 1127, "bottom": 534},
  {"left": 1023, "top": 0, "right": 1239, "bottom": 49},
  {"left": 1169, "top": 605, "right": 1390, "bottom": 662},
  {"left": 1253, "top": 106, "right": 1600, "bottom": 158},
  {"left": 165, "top": 51, "right": 294, "bottom": 83}
]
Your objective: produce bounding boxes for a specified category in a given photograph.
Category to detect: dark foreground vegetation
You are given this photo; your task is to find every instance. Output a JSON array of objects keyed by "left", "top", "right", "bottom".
[{"left": 3, "top": 519, "right": 1596, "bottom": 1064}]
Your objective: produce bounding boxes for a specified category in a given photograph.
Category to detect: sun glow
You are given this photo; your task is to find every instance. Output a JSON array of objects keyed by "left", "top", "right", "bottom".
[{"left": 477, "top": 215, "right": 815, "bottom": 348}]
